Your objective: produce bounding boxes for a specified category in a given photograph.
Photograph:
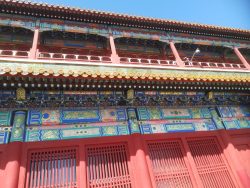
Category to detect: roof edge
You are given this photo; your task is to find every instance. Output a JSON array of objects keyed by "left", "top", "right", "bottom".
[{"left": 1, "top": 0, "right": 250, "bottom": 37}]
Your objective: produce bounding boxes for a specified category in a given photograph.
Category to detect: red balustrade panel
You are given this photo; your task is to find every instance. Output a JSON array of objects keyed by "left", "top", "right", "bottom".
[
  {"left": 25, "top": 147, "right": 78, "bottom": 188},
  {"left": 187, "top": 138, "right": 236, "bottom": 188},
  {"left": 86, "top": 143, "right": 132, "bottom": 188},
  {"left": 147, "top": 140, "right": 194, "bottom": 188}
]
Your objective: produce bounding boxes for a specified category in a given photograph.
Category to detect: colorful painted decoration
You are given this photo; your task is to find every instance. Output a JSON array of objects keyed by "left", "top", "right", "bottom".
[
  {"left": 25, "top": 122, "right": 130, "bottom": 142},
  {"left": 0, "top": 105, "right": 249, "bottom": 143},
  {"left": 100, "top": 108, "right": 127, "bottom": 122},
  {"left": 161, "top": 108, "right": 191, "bottom": 119},
  {"left": 128, "top": 120, "right": 140, "bottom": 134},
  {"left": 27, "top": 110, "right": 61, "bottom": 126},
  {"left": 10, "top": 111, "right": 26, "bottom": 142},
  {"left": 190, "top": 108, "right": 211, "bottom": 119},
  {"left": 217, "top": 107, "right": 233, "bottom": 118},
  {"left": 209, "top": 107, "right": 225, "bottom": 129},
  {"left": 230, "top": 106, "right": 250, "bottom": 117},
  {"left": 0, "top": 111, "right": 12, "bottom": 126},
  {"left": 223, "top": 120, "right": 239, "bottom": 130},
  {"left": 217, "top": 106, "right": 250, "bottom": 118},
  {"left": 27, "top": 108, "right": 128, "bottom": 126},
  {"left": 0, "top": 131, "right": 10, "bottom": 144},
  {"left": 237, "top": 120, "right": 250, "bottom": 128},
  {"left": 61, "top": 109, "right": 101, "bottom": 124},
  {"left": 137, "top": 107, "right": 212, "bottom": 120},
  {"left": 140, "top": 119, "right": 216, "bottom": 134}
]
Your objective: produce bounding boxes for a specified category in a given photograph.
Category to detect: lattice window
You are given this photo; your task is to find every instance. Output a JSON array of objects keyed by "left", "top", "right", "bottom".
[
  {"left": 86, "top": 143, "right": 132, "bottom": 188},
  {"left": 187, "top": 138, "right": 236, "bottom": 188},
  {"left": 147, "top": 140, "right": 193, "bottom": 188},
  {"left": 26, "top": 148, "right": 78, "bottom": 188}
]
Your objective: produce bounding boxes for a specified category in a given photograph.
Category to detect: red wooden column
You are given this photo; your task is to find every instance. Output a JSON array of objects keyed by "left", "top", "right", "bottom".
[
  {"left": 219, "top": 130, "right": 250, "bottom": 187},
  {"left": 109, "top": 34, "right": 120, "bottom": 63},
  {"left": 162, "top": 43, "right": 167, "bottom": 59},
  {"left": 169, "top": 41, "right": 185, "bottom": 67},
  {"left": 29, "top": 27, "right": 40, "bottom": 59},
  {"left": 130, "top": 134, "right": 153, "bottom": 188},
  {"left": 3, "top": 142, "right": 22, "bottom": 188},
  {"left": 233, "top": 47, "right": 250, "bottom": 69},
  {"left": 3, "top": 110, "right": 26, "bottom": 188}
]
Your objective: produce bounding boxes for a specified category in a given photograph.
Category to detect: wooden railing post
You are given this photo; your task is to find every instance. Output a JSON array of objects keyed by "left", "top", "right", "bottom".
[
  {"left": 233, "top": 47, "right": 250, "bottom": 70},
  {"left": 29, "top": 27, "right": 40, "bottom": 59},
  {"left": 169, "top": 41, "right": 185, "bottom": 67}
]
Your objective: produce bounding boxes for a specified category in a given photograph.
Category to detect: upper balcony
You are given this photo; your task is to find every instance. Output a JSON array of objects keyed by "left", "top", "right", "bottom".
[
  {"left": 115, "top": 37, "right": 177, "bottom": 67},
  {"left": 37, "top": 31, "right": 112, "bottom": 63},
  {"left": 0, "top": 26, "right": 249, "bottom": 72},
  {"left": 240, "top": 48, "right": 250, "bottom": 63},
  {"left": 175, "top": 43, "right": 246, "bottom": 69},
  {"left": 0, "top": 26, "right": 33, "bottom": 58}
]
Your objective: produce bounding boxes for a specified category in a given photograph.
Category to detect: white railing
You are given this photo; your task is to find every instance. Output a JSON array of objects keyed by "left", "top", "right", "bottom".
[
  {"left": 119, "top": 57, "right": 177, "bottom": 66},
  {"left": 37, "top": 52, "right": 112, "bottom": 63},
  {"left": 184, "top": 60, "right": 245, "bottom": 69},
  {"left": 0, "top": 50, "right": 30, "bottom": 58}
]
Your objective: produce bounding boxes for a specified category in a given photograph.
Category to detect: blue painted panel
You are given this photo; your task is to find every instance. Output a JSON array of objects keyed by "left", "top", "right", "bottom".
[
  {"left": 0, "top": 111, "right": 12, "bottom": 126},
  {"left": 223, "top": 120, "right": 239, "bottom": 130},
  {"left": 217, "top": 107, "right": 233, "bottom": 118},
  {"left": 61, "top": 109, "right": 101, "bottom": 124},
  {"left": 137, "top": 107, "right": 150, "bottom": 120},
  {"left": 140, "top": 124, "right": 152, "bottom": 134},
  {"left": 165, "top": 123, "right": 195, "bottom": 132},
  {"left": 0, "top": 132, "right": 10, "bottom": 144}
]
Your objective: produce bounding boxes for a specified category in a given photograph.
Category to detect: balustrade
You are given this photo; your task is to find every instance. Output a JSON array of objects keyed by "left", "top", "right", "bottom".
[
  {"left": 120, "top": 56, "right": 177, "bottom": 66},
  {"left": 37, "top": 52, "right": 112, "bottom": 63},
  {"left": 0, "top": 50, "right": 30, "bottom": 58},
  {"left": 0, "top": 49, "right": 248, "bottom": 70},
  {"left": 184, "top": 60, "right": 245, "bottom": 69}
]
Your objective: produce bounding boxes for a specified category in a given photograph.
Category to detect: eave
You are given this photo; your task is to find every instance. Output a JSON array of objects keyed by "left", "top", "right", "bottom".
[
  {"left": 1, "top": 0, "right": 250, "bottom": 40},
  {"left": 0, "top": 58, "right": 250, "bottom": 85}
]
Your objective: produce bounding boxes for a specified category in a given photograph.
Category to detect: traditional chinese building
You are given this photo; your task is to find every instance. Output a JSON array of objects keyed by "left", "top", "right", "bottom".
[{"left": 0, "top": 0, "right": 250, "bottom": 187}]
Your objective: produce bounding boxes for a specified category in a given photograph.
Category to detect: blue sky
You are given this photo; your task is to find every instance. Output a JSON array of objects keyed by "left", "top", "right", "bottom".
[{"left": 41, "top": 0, "right": 250, "bottom": 29}]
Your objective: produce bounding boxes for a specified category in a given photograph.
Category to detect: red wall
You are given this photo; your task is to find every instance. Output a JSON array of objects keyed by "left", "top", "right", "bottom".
[{"left": 0, "top": 129, "right": 250, "bottom": 188}]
